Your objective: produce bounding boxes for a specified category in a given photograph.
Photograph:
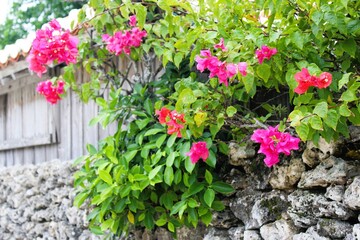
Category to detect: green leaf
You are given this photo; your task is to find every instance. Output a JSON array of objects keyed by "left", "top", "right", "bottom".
[
  {"left": 167, "top": 134, "right": 177, "bottom": 148},
  {"left": 295, "top": 123, "right": 309, "bottom": 141},
  {"left": 256, "top": 63, "right": 271, "bottom": 82},
  {"left": 174, "top": 169, "right": 182, "bottom": 184},
  {"left": 226, "top": 106, "right": 237, "bottom": 117},
  {"left": 211, "top": 201, "right": 225, "bottom": 211},
  {"left": 74, "top": 192, "right": 89, "bottom": 207},
  {"left": 339, "top": 103, "right": 352, "bottom": 117},
  {"left": 194, "top": 112, "right": 207, "bottom": 127},
  {"left": 290, "top": 31, "right": 304, "bottom": 49},
  {"left": 156, "top": 134, "right": 167, "bottom": 148},
  {"left": 340, "top": 90, "right": 358, "bottom": 102},
  {"left": 340, "top": 38, "right": 356, "bottom": 57},
  {"left": 155, "top": 218, "right": 167, "bottom": 227},
  {"left": 185, "top": 156, "right": 196, "bottom": 173},
  {"left": 174, "top": 52, "right": 184, "bottom": 68},
  {"left": 205, "top": 170, "right": 213, "bottom": 185},
  {"left": 182, "top": 182, "right": 205, "bottom": 198},
  {"left": 243, "top": 74, "right": 254, "bottom": 93},
  {"left": 144, "top": 212, "right": 154, "bottom": 229},
  {"left": 145, "top": 128, "right": 165, "bottom": 136},
  {"left": 324, "top": 109, "right": 339, "bottom": 130},
  {"left": 309, "top": 115, "right": 323, "bottom": 130},
  {"left": 201, "top": 211, "right": 212, "bottom": 226},
  {"left": 124, "top": 150, "right": 138, "bottom": 162},
  {"left": 166, "top": 151, "right": 176, "bottom": 167},
  {"left": 164, "top": 166, "right": 174, "bottom": 186},
  {"left": 170, "top": 200, "right": 187, "bottom": 215},
  {"left": 187, "top": 198, "right": 198, "bottom": 208},
  {"left": 149, "top": 165, "right": 163, "bottom": 180},
  {"left": 99, "top": 170, "right": 113, "bottom": 185},
  {"left": 211, "top": 181, "right": 234, "bottom": 194},
  {"left": 177, "top": 88, "right": 196, "bottom": 106},
  {"left": 134, "top": 4, "right": 147, "bottom": 28},
  {"left": 204, "top": 189, "right": 215, "bottom": 207},
  {"left": 313, "top": 101, "right": 328, "bottom": 118},
  {"left": 338, "top": 73, "right": 351, "bottom": 90}
]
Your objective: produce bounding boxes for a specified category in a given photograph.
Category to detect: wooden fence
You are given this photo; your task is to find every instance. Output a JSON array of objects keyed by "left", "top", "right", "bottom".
[{"left": 0, "top": 63, "right": 117, "bottom": 167}]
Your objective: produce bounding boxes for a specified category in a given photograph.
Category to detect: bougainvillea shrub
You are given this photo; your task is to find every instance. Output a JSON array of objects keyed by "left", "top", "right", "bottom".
[{"left": 28, "top": 0, "right": 359, "bottom": 237}]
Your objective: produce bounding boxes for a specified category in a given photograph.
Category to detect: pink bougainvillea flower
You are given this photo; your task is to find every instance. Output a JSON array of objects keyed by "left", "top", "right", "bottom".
[
  {"left": 156, "top": 108, "right": 185, "bottom": 137},
  {"left": 316, "top": 72, "right": 332, "bottom": 89},
  {"left": 155, "top": 107, "right": 171, "bottom": 124},
  {"left": 195, "top": 50, "right": 248, "bottom": 86},
  {"left": 214, "top": 38, "right": 228, "bottom": 51},
  {"left": 237, "top": 62, "right": 247, "bottom": 76},
  {"left": 255, "top": 45, "right": 277, "bottom": 64},
  {"left": 129, "top": 15, "right": 137, "bottom": 27},
  {"left": 294, "top": 68, "right": 332, "bottom": 94},
  {"left": 102, "top": 27, "right": 147, "bottom": 56},
  {"left": 251, "top": 126, "right": 300, "bottom": 167},
  {"left": 186, "top": 141, "right": 209, "bottom": 164},
  {"left": 27, "top": 19, "right": 79, "bottom": 77},
  {"left": 294, "top": 68, "right": 316, "bottom": 94},
  {"left": 36, "top": 80, "right": 65, "bottom": 104}
]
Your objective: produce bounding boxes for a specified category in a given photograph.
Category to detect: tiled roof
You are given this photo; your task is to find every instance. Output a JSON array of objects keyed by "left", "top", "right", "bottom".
[{"left": 0, "top": 8, "right": 81, "bottom": 70}]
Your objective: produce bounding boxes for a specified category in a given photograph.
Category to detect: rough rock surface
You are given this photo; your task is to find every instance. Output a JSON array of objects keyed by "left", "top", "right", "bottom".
[
  {"left": 344, "top": 176, "right": 360, "bottom": 210},
  {"left": 288, "top": 190, "right": 354, "bottom": 228},
  {"left": 269, "top": 158, "right": 305, "bottom": 189},
  {"left": 230, "top": 190, "right": 288, "bottom": 229},
  {"left": 0, "top": 160, "right": 97, "bottom": 240},
  {"left": 298, "top": 156, "right": 347, "bottom": 188},
  {"left": 260, "top": 219, "right": 299, "bottom": 240},
  {"left": 1, "top": 135, "right": 360, "bottom": 240},
  {"left": 316, "top": 218, "right": 352, "bottom": 239}
]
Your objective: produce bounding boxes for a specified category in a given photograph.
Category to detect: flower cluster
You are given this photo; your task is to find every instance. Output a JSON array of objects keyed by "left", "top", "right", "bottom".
[
  {"left": 36, "top": 80, "right": 65, "bottom": 104},
  {"left": 195, "top": 50, "right": 247, "bottom": 86},
  {"left": 251, "top": 126, "right": 300, "bottom": 167},
  {"left": 27, "top": 19, "right": 79, "bottom": 77},
  {"left": 294, "top": 68, "right": 333, "bottom": 94},
  {"left": 186, "top": 141, "right": 209, "bottom": 164},
  {"left": 156, "top": 107, "right": 186, "bottom": 137},
  {"left": 102, "top": 15, "right": 147, "bottom": 56},
  {"left": 255, "top": 45, "right": 277, "bottom": 64}
]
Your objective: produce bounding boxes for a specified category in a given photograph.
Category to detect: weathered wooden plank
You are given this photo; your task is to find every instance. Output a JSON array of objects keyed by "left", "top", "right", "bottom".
[
  {"left": 0, "top": 134, "right": 54, "bottom": 151},
  {"left": 22, "top": 82, "right": 36, "bottom": 164},
  {"left": 0, "top": 95, "right": 6, "bottom": 167},
  {"left": 34, "top": 84, "right": 48, "bottom": 164},
  {"left": 71, "top": 69, "right": 84, "bottom": 159},
  {"left": 58, "top": 88, "right": 72, "bottom": 161},
  {"left": 83, "top": 97, "right": 99, "bottom": 154}
]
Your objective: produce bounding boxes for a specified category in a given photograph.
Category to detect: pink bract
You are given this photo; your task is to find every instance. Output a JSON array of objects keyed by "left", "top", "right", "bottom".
[
  {"left": 255, "top": 45, "right": 277, "bottom": 64},
  {"left": 294, "top": 68, "right": 332, "bottom": 94},
  {"left": 129, "top": 15, "right": 137, "bottom": 27},
  {"left": 195, "top": 50, "right": 247, "bottom": 86},
  {"left": 102, "top": 27, "right": 147, "bottom": 56},
  {"left": 156, "top": 108, "right": 185, "bottom": 137},
  {"left": 27, "top": 19, "right": 79, "bottom": 77},
  {"left": 186, "top": 141, "right": 209, "bottom": 164},
  {"left": 37, "top": 80, "right": 65, "bottom": 104},
  {"left": 251, "top": 126, "right": 300, "bottom": 167},
  {"left": 214, "top": 38, "right": 228, "bottom": 52}
]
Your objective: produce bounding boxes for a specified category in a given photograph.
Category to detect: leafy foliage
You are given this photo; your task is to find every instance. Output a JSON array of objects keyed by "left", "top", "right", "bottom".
[{"left": 60, "top": 0, "right": 360, "bottom": 237}]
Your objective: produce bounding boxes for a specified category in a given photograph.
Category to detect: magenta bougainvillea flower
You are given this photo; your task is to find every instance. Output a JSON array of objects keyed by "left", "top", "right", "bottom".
[
  {"left": 155, "top": 107, "right": 185, "bottom": 137},
  {"left": 251, "top": 126, "right": 300, "bottom": 167},
  {"left": 255, "top": 45, "right": 277, "bottom": 64},
  {"left": 186, "top": 141, "right": 209, "bottom": 164},
  {"left": 36, "top": 80, "right": 65, "bottom": 104},
  {"left": 214, "top": 38, "right": 228, "bottom": 52},
  {"left": 294, "top": 68, "right": 332, "bottom": 94},
  {"left": 129, "top": 15, "right": 137, "bottom": 27},
  {"left": 102, "top": 16, "right": 147, "bottom": 56},
  {"left": 195, "top": 50, "right": 247, "bottom": 86},
  {"left": 27, "top": 19, "right": 79, "bottom": 77}
]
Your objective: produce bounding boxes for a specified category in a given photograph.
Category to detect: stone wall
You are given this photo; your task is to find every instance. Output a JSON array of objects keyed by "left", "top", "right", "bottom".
[
  {"left": 1, "top": 134, "right": 360, "bottom": 239},
  {"left": 0, "top": 160, "right": 97, "bottom": 240}
]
